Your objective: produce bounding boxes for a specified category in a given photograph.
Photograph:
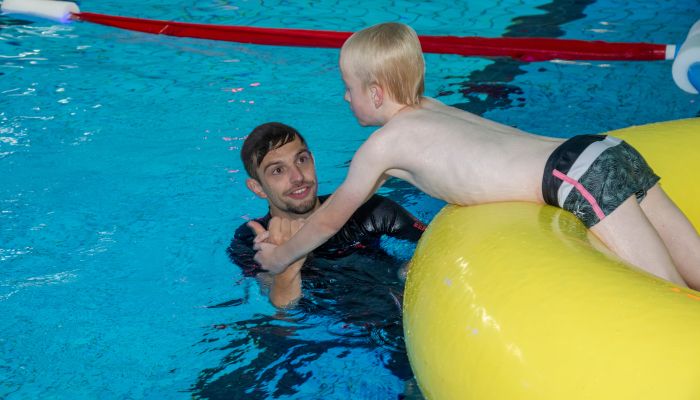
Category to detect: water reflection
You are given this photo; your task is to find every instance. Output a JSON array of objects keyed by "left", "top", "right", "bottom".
[
  {"left": 437, "top": 0, "right": 596, "bottom": 116},
  {"left": 192, "top": 250, "right": 419, "bottom": 399}
]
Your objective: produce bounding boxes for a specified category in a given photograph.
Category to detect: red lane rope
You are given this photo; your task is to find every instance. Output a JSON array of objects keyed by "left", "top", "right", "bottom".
[{"left": 74, "top": 12, "right": 669, "bottom": 61}]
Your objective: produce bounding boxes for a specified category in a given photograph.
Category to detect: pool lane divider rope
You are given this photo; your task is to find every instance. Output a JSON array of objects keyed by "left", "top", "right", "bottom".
[{"left": 2, "top": 0, "right": 699, "bottom": 94}]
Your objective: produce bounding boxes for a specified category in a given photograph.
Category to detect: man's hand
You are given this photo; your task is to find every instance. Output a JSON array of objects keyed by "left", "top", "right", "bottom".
[
  {"left": 249, "top": 221, "right": 282, "bottom": 274},
  {"left": 249, "top": 217, "right": 306, "bottom": 307},
  {"left": 248, "top": 220, "right": 269, "bottom": 244}
]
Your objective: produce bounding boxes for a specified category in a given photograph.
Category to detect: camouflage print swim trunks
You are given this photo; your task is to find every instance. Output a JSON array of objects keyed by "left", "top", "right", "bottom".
[{"left": 542, "top": 134, "right": 660, "bottom": 228}]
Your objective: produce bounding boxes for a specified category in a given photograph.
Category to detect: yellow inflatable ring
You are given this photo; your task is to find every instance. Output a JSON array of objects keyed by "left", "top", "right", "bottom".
[{"left": 404, "top": 118, "right": 700, "bottom": 399}]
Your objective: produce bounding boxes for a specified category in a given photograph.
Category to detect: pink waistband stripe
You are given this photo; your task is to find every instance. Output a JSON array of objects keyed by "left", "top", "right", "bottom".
[{"left": 552, "top": 169, "right": 606, "bottom": 221}]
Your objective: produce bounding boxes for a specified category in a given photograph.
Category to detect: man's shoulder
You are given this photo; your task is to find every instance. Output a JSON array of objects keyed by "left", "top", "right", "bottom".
[
  {"left": 228, "top": 214, "right": 272, "bottom": 276},
  {"left": 351, "top": 194, "right": 400, "bottom": 228},
  {"left": 357, "top": 193, "right": 394, "bottom": 212},
  {"left": 353, "top": 193, "right": 426, "bottom": 240}
]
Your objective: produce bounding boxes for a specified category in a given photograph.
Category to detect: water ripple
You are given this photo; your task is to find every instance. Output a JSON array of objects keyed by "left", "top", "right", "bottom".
[{"left": 0, "top": 270, "right": 77, "bottom": 301}]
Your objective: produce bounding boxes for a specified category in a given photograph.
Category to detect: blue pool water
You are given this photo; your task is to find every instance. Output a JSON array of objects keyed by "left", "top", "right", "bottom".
[{"left": 1, "top": 0, "right": 698, "bottom": 398}]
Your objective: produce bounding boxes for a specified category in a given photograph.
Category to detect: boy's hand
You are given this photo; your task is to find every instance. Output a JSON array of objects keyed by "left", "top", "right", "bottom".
[{"left": 253, "top": 242, "right": 284, "bottom": 274}]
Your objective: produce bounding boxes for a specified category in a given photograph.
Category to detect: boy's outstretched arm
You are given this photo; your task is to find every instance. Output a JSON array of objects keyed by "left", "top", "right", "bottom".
[{"left": 254, "top": 137, "right": 391, "bottom": 273}]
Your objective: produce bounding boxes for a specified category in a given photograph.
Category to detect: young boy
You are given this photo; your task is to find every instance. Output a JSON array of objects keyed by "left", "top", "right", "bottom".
[{"left": 254, "top": 22, "right": 700, "bottom": 289}]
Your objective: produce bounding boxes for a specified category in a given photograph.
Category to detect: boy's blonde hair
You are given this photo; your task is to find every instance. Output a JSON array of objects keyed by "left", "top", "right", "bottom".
[{"left": 341, "top": 22, "right": 425, "bottom": 106}]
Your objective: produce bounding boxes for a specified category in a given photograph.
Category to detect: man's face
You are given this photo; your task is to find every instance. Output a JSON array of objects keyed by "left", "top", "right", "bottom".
[{"left": 249, "top": 137, "right": 319, "bottom": 218}]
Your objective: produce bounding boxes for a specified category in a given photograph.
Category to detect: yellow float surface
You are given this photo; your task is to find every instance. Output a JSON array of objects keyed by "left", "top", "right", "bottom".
[{"left": 404, "top": 118, "right": 700, "bottom": 400}]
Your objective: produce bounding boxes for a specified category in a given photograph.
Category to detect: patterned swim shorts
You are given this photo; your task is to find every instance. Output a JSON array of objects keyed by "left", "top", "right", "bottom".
[{"left": 542, "top": 134, "right": 660, "bottom": 228}]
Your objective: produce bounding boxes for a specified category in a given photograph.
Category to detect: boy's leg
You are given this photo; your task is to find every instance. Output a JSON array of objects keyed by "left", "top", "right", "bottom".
[
  {"left": 589, "top": 195, "right": 687, "bottom": 287},
  {"left": 639, "top": 184, "right": 700, "bottom": 290}
]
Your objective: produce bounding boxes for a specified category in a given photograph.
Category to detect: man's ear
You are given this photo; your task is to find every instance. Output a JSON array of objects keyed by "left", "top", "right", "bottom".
[
  {"left": 246, "top": 178, "right": 268, "bottom": 199},
  {"left": 370, "top": 85, "right": 384, "bottom": 109}
]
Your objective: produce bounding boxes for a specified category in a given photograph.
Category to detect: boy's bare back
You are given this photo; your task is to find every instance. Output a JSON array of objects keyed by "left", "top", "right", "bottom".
[{"left": 349, "top": 97, "right": 563, "bottom": 206}]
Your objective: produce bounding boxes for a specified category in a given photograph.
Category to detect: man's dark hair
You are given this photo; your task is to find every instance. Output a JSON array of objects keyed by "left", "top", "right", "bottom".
[{"left": 241, "top": 122, "right": 307, "bottom": 180}]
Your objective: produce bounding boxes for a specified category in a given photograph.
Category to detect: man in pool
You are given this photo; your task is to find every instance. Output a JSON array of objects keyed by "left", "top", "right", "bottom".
[{"left": 228, "top": 122, "right": 426, "bottom": 307}]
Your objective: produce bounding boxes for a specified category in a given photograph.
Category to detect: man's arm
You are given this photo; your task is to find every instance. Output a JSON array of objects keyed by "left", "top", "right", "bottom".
[
  {"left": 248, "top": 219, "right": 304, "bottom": 308},
  {"left": 228, "top": 218, "right": 305, "bottom": 308}
]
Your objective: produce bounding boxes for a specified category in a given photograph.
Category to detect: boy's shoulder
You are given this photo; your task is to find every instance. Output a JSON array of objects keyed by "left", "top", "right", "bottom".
[
  {"left": 356, "top": 125, "right": 405, "bottom": 160},
  {"left": 377, "top": 108, "right": 441, "bottom": 138}
]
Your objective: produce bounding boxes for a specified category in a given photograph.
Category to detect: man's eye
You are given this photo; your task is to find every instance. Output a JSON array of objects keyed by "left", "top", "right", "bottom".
[
  {"left": 272, "top": 167, "right": 283, "bottom": 175},
  {"left": 298, "top": 155, "right": 308, "bottom": 163}
]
